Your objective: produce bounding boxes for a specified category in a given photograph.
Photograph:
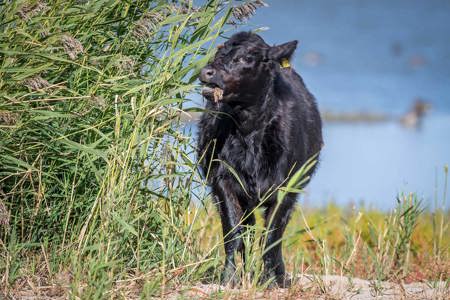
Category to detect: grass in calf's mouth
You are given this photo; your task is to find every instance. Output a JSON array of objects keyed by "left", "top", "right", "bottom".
[
  {"left": 201, "top": 85, "right": 224, "bottom": 103},
  {"left": 213, "top": 87, "right": 224, "bottom": 103}
]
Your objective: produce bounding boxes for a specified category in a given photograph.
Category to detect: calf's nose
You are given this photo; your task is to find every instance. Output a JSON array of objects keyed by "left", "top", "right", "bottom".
[{"left": 200, "top": 66, "right": 216, "bottom": 83}]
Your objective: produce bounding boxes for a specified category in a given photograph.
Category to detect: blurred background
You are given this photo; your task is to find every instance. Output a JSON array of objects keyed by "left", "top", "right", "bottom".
[{"left": 189, "top": 0, "right": 450, "bottom": 209}]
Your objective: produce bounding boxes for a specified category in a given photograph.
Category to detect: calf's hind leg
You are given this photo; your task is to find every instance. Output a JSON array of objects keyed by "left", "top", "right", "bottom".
[{"left": 262, "top": 195, "right": 296, "bottom": 287}]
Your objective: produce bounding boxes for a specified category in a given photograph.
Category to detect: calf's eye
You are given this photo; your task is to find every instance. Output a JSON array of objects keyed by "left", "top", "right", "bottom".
[{"left": 239, "top": 55, "right": 254, "bottom": 64}]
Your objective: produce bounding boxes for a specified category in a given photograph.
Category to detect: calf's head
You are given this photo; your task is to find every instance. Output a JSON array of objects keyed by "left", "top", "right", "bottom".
[{"left": 200, "top": 32, "right": 297, "bottom": 103}]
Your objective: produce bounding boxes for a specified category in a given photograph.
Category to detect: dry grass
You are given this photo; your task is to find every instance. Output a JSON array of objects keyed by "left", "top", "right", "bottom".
[
  {"left": 192, "top": 198, "right": 449, "bottom": 282},
  {"left": 3, "top": 195, "right": 448, "bottom": 299}
]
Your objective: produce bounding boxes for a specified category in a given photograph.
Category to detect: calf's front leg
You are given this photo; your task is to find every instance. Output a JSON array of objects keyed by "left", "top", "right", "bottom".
[{"left": 212, "top": 180, "right": 245, "bottom": 286}]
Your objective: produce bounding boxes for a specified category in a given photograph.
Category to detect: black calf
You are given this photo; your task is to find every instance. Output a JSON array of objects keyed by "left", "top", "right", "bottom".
[{"left": 197, "top": 32, "right": 323, "bottom": 287}]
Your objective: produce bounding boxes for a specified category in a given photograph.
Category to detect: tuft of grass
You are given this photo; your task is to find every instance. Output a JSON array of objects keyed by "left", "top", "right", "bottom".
[{"left": 366, "top": 193, "right": 423, "bottom": 281}]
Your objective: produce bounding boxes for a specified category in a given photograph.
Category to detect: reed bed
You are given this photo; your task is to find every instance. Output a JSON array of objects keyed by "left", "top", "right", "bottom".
[{"left": 0, "top": 0, "right": 237, "bottom": 297}]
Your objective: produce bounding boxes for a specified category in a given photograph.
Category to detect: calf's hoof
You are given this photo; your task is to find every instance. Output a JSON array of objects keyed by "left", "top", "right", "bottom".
[
  {"left": 220, "top": 268, "right": 239, "bottom": 287},
  {"left": 275, "top": 273, "right": 292, "bottom": 288},
  {"left": 260, "top": 271, "right": 292, "bottom": 288}
]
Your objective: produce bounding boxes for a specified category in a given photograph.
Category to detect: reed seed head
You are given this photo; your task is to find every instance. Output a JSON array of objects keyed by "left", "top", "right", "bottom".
[
  {"left": 17, "top": 1, "right": 48, "bottom": 21},
  {"left": 133, "top": 11, "right": 166, "bottom": 40},
  {"left": 117, "top": 55, "right": 136, "bottom": 73},
  {"left": 0, "top": 111, "right": 19, "bottom": 126},
  {"left": 0, "top": 200, "right": 10, "bottom": 228},
  {"left": 61, "top": 34, "right": 84, "bottom": 60},
  {"left": 231, "top": 0, "right": 267, "bottom": 23},
  {"left": 23, "top": 76, "right": 50, "bottom": 91},
  {"left": 90, "top": 95, "right": 107, "bottom": 110}
]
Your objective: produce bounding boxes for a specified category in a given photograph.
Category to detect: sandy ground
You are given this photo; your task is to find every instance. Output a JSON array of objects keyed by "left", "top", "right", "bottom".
[
  {"left": 3, "top": 274, "right": 448, "bottom": 299},
  {"left": 165, "top": 275, "right": 449, "bottom": 300}
]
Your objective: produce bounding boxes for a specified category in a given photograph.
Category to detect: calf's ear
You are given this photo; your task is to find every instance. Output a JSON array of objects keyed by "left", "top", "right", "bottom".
[{"left": 269, "top": 40, "right": 298, "bottom": 62}]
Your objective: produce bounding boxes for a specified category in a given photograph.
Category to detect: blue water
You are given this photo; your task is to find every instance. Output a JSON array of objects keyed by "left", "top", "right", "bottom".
[
  {"left": 245, "top": 0, "right": 450, "bottom": 114},
  {"left": 306, "top": 116, "right": 450, "bottom": 209},
  {"left": 186, "top": 0, "right": 450, "bottom": 209}
]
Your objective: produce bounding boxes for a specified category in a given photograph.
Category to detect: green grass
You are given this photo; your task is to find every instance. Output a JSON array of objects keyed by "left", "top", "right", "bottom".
[{"left": 1, "top": 1, "right": 449, "bottom": 299}]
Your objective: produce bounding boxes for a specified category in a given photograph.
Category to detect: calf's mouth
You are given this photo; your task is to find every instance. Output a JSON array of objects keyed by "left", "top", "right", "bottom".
[{"left": 202, "top": 84, "right": 224, "bottom": 103}]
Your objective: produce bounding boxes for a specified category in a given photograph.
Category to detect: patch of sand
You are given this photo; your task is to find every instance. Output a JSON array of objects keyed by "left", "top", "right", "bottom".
[{"left": 167, "top": 274, "right": 449, "bottom": 300}]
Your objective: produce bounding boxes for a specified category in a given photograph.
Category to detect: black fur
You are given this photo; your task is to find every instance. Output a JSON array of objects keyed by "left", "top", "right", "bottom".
[{"left": 197, "top": 32, "right": 323, "bottom": 287}]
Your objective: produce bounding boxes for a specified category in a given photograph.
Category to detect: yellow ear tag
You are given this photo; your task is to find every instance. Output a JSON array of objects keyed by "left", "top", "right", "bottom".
[{"left": 281, "top": 58, "right": 291, "bottom": 68}]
